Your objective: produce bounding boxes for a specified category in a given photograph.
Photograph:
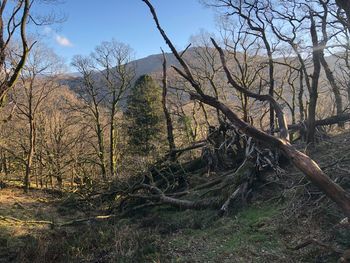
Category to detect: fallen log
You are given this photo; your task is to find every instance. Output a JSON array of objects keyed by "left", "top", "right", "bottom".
[
  {"left": 287, "top": 113, "right": 350, "bottom": 131},
  {"left": 138, "top": 184, "right": 217, "bottom": 210},
  {"left": 166, "top": 140, "right": 207, "bottom": 159}
]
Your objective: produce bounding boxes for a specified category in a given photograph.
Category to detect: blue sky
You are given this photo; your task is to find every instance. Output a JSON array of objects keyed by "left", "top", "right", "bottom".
[{"left": 34, "top": 0, "right": 217, "bottom": 68}]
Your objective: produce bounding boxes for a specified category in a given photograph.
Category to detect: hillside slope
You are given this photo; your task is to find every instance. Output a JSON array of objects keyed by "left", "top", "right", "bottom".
[{"left": 0, "top": 131, "right": 349, "bottom": 262}]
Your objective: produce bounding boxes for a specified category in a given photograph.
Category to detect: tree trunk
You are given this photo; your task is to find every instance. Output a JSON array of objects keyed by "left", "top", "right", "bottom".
[
  {"left": 161, "top": 50, "right": 176, "bottom": 161},
  {"left": 24, "top": 116, "right": 35, "bottom": 192},
  {"left": 266, "top": 44, "right": 275, "bottom": 135},
  {"left": 307, "top": 89, "right": 318, "bottom": 143},
  {"left": 95, "top": 111, "right": 107, "bottom": 179},
  {"left": 109, "top": 92, "right": 117, "bottom": 177},
  {"left": 307, "top": 15, "right": 322, "bottom": 144},
  {"left": 1, "top": 152, "right": 8, "bottom": 176},
  {"left": 298, "top": 69, "right": 305, "bottom": 122},
  {"left": 57, "top": 175, "right": 63, "bottom": 189},
  {"left": 319, "top": 54, "right": 343, "bottom": 127}
]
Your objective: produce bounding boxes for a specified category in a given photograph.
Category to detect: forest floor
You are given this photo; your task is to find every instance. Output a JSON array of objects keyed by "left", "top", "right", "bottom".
[{"left": 0, "top": 132, "right": 350, "bottom": 262}]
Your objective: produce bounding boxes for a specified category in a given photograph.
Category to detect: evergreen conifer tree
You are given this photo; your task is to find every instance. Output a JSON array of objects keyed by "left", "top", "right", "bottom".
[{"left": 125, "top": 75, "right": 165, "bottom": 156}]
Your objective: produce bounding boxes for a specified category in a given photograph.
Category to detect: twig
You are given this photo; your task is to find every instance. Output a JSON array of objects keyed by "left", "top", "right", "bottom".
[
  {"left": 292, "top": 238, "right": 343, "bottom": 254},
  {"left": 218, "top": 186, "right": 242, "bottom": 217}
]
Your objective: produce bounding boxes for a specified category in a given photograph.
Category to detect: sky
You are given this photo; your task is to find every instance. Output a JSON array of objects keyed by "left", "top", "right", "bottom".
[{"left": 33, "top": 0, "right": 218, "bottom": 70}]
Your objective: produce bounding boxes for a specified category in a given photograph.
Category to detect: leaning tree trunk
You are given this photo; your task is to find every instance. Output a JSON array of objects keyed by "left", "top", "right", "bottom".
[{"left": 320, "top": 54, "right": 343, "bottom": 127}]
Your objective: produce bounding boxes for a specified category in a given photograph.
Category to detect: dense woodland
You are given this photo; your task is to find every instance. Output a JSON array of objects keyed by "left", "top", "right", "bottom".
[{"left": 1, "top": 0, "right": 350, "bottom": 262}]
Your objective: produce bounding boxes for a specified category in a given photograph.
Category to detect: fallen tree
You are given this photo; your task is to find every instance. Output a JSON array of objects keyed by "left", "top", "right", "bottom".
[
  {"left": 142, "top": 0, "right": 350, "bottom": 218},
  {"left": 114, "top": 121, "right": 279, "bottom": 216}
]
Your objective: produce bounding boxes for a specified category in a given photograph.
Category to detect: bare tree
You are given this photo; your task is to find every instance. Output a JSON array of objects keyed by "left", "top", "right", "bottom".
[
  {"left": 71, "top": 55, "right": 108, "bottom": 179},
  {"left": 265, "top": 2, "right": 324, "bottom": 143},
  {"left": 40, "top": 93, "right": 87, "bottom": 189},
  {"left": 92, "top": 40, "right": 134, "bottom": 177},
  {"left": 0, "top": 0, "right": 32, "bottom": 105},
  {"left": 0, "top": 0, "right": 62, "bottom": 106},
  {"left": 203, "top": 0, "right": 277, "bottom": 134},
  {"left": 12, "top": 44, "right": 62, "bottom": 191}
]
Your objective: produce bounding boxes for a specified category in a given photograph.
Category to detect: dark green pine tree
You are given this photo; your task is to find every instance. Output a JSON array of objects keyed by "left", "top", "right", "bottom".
[{"left": 125, "top": 75, "right": 165, "bottom": 156}]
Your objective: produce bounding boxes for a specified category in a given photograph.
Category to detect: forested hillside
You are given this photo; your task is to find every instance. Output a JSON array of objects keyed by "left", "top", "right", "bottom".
[{"left": 0, "top": 0, "right": 350, "bottom": 262}]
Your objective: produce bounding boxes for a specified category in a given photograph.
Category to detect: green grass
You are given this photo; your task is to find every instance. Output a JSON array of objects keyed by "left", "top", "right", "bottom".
[{"left": 152, "top": 202, "right": 286, "bottom": 262}]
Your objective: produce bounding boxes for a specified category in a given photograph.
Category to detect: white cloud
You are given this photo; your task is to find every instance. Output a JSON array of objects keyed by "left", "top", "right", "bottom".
[
  {"left": 43, "top": 26, "right": 73, "bottom": 48},
  {"left": 55, "top": 35, "right": 73, "bottom": 47},
  {"left": 43, "top": 26, "right": 53, "bottom": 35}
]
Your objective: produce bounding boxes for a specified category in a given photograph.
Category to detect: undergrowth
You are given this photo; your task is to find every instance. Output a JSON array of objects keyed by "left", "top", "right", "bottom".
[{"left": 1, "top": 132, "right": 350, "bottom": 262}]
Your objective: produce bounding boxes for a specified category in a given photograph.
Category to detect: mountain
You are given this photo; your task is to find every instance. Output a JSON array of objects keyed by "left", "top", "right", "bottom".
[
  {"left": 60, "top": 51, "right": 181, "bottom": 88},
  {"left": 59, "top": 47, "right": 342, "bottom": 111},
  {"left": 131, "top": 52, "right": 180, "bottom": 78},
  {"left": 58, "top": 50, "right": 184, "bottom": 107}
]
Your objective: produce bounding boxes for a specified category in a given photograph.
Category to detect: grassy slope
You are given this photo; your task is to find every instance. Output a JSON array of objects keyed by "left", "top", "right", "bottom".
[{"left": 0, "top": 132, "right": 350, "bottom": 262}]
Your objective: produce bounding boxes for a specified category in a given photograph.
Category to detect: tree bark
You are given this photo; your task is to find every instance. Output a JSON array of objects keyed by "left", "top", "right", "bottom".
[
  {"left": 265, "top": 40, "right": 275, "bottom": 135},
  {"left": 307, "top": 14, "right": 322, "bottom": 144},
  {"left": 319, "top": 54, "right": 343, "bottom": 126},
  {"left": 24, "top": 117, "right": 35, "bottom": 192},
  {"left": 109, "top": 91, "right": 117, "bottom": 177},
  {"left": 298, "top": 69, "right": 305, "bottom": 122},
  {"left": 92, "top": 96, "right": 107, "bottom": 179},
  {"left": 161, "top": 49, "right": 176, "bottom": 161},
  {"left": 24, "top": 82, "right": 35, "bottom": 192}
]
